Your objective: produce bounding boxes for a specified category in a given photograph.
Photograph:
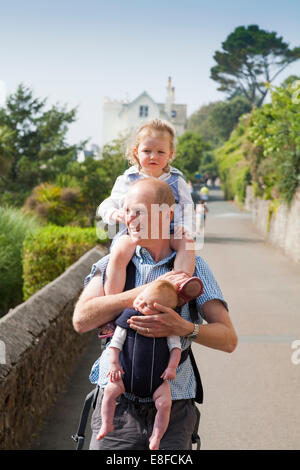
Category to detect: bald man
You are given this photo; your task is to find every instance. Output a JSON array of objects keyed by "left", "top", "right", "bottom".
[{"left": 73, "top": 178, "right": 238, "bottom": 450}]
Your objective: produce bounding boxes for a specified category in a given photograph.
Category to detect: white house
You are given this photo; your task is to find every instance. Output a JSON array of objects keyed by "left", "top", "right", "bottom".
[{"left": 101, "top": 77, "right": 187, "bottom": 146}]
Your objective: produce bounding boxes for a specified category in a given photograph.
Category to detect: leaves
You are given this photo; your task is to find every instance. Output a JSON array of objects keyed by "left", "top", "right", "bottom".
[{"left": 211, "top": 25, "right": 300, "bottom": 107}]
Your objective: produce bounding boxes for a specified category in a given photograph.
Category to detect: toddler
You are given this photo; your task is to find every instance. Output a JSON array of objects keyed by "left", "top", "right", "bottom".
[
  {"left": 98, "top": 119, "right": 202, "bottom": 310},
  {"left": 97, "top": 279, "right": 182, "bottom": 450}
]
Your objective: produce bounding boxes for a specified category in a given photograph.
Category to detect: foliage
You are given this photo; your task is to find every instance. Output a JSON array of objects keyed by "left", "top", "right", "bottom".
[
  {"left": 22, "top": 224, "right": 108, "bottom": 300},
  {"left": 187, "top": 97, "right": 251, "bottom": 147},
  {"left": 248, "top": 81, "right": 300, "bottom": 204},
  {"left": 23, "top": 182, "right": 89, "bottom": 226},
  {"left": 0, "top": 84, "right": 84, "bottom": 206},
  {"left": 66, "top": 137, "right": 129, "bottom": 224},
  {"left": 0, "top": 206, "right": 40, "bottom": 316},
  {"left": 215, "top": 80, "right": 300, "bottom": 204},
  {"left": 173, "top": 132, "right": 211, "bottom": 181},
  {"left": 214, "top": 116, "right": 252, "bottom": 202},
  {"left": 211, "top": 24, "right": 300, "bottom": 107}
]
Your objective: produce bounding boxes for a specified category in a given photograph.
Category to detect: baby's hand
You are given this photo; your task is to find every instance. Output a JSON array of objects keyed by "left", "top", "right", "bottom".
[
  {"left": 133, "top": 295, "right": 159, "bottom": 316},
  {"left": 107, "top": 363, "right": 124, "bottom": 383},
  {"left": 161, "top": 366, "right": 177, "bottom": 381}
]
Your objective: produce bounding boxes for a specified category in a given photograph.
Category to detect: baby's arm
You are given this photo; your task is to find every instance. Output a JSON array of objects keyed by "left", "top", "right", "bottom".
[
  {"left": 108, "top": 326, "right": 127, "bottom": 382},
  {"left": 161, "top": 336, "right": 182, "bottom": 381}
]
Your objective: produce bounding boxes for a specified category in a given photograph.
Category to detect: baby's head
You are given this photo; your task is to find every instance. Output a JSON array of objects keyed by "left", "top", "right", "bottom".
[
  {"left": 139, "top": 279, "right": 178, "bottom": 311},
  {"left": 126, "top": 119, "right": 177, "bottom": 172}
]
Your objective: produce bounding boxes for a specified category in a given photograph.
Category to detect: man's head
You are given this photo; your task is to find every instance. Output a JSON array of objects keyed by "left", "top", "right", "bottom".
[
  {"left": 123, "top": 178, "right": 175, "bottom": 243},
  {"left": 138, "top": 279, "right": 179, "bottom": 312}
]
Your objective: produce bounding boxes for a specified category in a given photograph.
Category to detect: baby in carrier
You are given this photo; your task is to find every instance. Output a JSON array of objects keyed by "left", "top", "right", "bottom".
[{"left": 97, "top": 279, "right": 182, "bottom": 450}]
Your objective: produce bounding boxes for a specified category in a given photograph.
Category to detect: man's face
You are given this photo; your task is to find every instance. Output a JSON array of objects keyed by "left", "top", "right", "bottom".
[
  {"left": 123, "top": 188, "right": 151, "bottom": 242},
  {"left": 123, "top": 185, "right": 172, "bottom": 243}
]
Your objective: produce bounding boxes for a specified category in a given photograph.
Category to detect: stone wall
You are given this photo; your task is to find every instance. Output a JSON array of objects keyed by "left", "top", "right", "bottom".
[
  {"left": 245, "top": 186, "right": 300, "bottom": 264},
  {"left": 0, "top": 246, "right": 107, "bottom": 450}
]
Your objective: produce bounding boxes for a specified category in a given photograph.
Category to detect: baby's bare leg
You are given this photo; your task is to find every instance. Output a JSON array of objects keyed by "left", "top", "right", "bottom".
[
  {"left": 104, "top": 235, "right": 137, "bottom": 295},
  {"left": 149, "top": 381, "right": 172, "bottom": 450},
  {"left": 97, "top": 379, "right": 125, "bottom": 440}
]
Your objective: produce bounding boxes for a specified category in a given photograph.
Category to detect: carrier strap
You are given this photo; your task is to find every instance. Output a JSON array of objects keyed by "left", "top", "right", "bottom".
[{"left": 71, "top": 386, "right": 99, "bottom": 450}]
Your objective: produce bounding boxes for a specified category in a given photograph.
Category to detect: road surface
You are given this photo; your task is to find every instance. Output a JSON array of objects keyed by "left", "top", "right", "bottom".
[{"left": 31, "top": 188, "right": 300, "bottom": 450}]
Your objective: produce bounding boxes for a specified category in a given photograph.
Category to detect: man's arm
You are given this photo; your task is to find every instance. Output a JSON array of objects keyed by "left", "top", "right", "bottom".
[
  {"left": 127, "top": 299, "right": 238, "bottom": 354},
  {"left": 72, "top": 274, "right": 145, "bottom": 334}
]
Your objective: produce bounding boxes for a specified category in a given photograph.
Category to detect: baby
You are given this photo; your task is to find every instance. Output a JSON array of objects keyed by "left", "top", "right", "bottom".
[{"left": 97, "top": 279, "right": 181, "bottom": 450}]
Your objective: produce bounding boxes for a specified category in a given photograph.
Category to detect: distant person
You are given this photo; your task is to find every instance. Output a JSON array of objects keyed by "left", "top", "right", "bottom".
[{"left": 200, "top": 185, "right": 209, "bottom": 201}]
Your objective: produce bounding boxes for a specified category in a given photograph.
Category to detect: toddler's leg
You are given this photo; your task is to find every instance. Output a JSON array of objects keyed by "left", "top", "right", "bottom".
[
  {"left": 149, "top": 381, "right": 172, "bottom": 450},
  {"left": 104, "top": 235, "right": 137, "bottom": 294},
  {"left": 170, "top": 231, "right": 195, "bottom": 277},
  {"left": 97, "top": 379, "right": 125, "bottom": 440}
]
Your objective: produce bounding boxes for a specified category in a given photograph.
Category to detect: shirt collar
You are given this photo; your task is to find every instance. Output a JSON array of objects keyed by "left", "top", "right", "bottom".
[{"left": 134, "top": 245, "right": 176, "bottom": 267}]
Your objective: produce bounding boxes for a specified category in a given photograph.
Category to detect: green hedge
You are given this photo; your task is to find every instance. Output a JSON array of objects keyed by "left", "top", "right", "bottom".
[
  {"left": 214, "top": 116, "right": 251, "bottom": 202},
  {"left": 22, "top": 224, "right": 108, "bottom": 300},
  {"left": 0, "top": 206, "right": 40, "bottom": 316}
]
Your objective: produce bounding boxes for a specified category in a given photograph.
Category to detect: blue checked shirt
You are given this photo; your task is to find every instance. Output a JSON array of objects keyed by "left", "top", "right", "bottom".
[{"left": 84, "top": 246, "right": 228, "bottom": 402}]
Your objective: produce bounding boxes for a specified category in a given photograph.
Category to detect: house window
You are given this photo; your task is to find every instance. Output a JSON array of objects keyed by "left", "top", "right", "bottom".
[
  {"left": 171, "top": 110, "right": 177, "bottom": 118},
  {"left": 139, "top": 105, "right": 149, "bottom": 117}
]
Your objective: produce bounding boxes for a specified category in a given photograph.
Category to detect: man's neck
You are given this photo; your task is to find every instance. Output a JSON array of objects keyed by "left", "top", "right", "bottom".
[{"left": 139, "top": 239, "right": 173, "bottom": 263}]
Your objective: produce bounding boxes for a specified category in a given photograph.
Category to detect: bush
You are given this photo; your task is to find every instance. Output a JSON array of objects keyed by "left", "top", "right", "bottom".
[
  {"left": 22, "top": 224, "right": 108, "bottom": 300},
  {"left": 214, "top": 116, "right": 251, "bottom": 202},
  {"left": 0, "top": 206, "right": 40, "bottom": 316}
]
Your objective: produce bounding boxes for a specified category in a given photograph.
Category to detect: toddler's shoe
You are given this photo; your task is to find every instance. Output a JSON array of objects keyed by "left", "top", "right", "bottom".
[{"left": 177, "top": 277, "right": 204, "bottom": 306}]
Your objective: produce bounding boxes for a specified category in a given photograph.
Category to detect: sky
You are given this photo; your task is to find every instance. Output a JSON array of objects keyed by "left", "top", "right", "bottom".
[{"left": 0, "top": 0, "right": 299, "bottom": 148}]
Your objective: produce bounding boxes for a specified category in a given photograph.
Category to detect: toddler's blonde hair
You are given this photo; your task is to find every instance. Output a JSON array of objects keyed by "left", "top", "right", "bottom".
[{"left": 125, "top": 119, "right": 177, "bottom": 172}]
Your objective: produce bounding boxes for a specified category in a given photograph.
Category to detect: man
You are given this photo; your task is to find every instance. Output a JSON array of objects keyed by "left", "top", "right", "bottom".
[{"left": 73, "top": 178, "right": 238, "bottom": 450}]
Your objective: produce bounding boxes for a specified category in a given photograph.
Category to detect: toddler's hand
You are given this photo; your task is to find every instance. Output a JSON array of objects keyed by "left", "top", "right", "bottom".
[
  {"left": 133, "top": 295, "right": 159, "bottom": 316},
  {"left": 111, "top": 209, "right": 125, "bottom": 223}
]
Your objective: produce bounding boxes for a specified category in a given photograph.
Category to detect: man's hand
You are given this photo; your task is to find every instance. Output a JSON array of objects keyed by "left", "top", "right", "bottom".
[{"left": 127, "top": 302, "right": 192, "bottom": 338}]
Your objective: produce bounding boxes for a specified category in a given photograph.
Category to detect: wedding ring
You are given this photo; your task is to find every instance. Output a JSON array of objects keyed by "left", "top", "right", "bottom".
[{"left": 147, "top": 328, "right": 150, "bottom": 334}]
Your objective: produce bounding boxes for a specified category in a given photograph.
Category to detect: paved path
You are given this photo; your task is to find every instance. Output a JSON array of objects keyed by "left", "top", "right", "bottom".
[
  {"left": 195, "top": 188, "right": 300, "bottom": 450},
  {"left": 31, "top": 188, "right": 300, "bottom": 450}
]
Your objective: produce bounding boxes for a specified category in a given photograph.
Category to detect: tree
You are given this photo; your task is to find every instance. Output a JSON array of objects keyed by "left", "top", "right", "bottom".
[
  {"left": 0, "top": 84, "right": 84, "bottom": 206},
  {"left": 187, "top": 97, "right": 251, "bottom": 146},
  {"left": 211, "top": 25, "right": 300, "bottom": 107},
  {"left": 173, "top": 132, "right": 210, "bottom": 181}
]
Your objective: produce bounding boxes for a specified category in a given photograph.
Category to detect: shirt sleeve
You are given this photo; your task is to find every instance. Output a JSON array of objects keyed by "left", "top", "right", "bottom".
[
  {"left": 195, "top": 256, "right": 229, "bottom": 321},
  {"left": 167, "top": 335, "right": 182, "bottom": 351},
  {"left": 97, "top": 174, "right": 130, "bottom": 224},
  {"left": 109, "top": 326, "right": 127, "bottom": 351},
  {"left": 83, "top": 254, "right": 110, "bottom": 287},
  {"left": 176, "top": 176, "right": 195, "bottom": 235}
]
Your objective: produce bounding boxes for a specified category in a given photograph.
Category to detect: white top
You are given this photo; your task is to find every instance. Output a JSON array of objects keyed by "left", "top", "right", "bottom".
[
  {"left": 110, "top": 325, "right": 182, "bottom": 352},
  {"left": 97, "top": 166, "right": 195, "bottom": 234}
]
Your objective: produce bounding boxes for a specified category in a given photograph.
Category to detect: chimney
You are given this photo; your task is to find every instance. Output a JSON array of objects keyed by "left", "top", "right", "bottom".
[{"left": 165, "top": 77, "right": 174, "bottom": 118}]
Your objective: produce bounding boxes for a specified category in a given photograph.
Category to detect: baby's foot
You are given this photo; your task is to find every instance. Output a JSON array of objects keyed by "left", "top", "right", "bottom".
[
  {"left": 96, "top": 423, "right": 114, "bottom": 440},
  {"left": 149, "top": 433, "right": 161, "bottom": 450}
]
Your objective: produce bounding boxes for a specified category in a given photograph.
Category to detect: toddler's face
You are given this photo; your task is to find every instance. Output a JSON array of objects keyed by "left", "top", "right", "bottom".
[{"left": 135, "top": 131, "right": 173, "bottom": 177}]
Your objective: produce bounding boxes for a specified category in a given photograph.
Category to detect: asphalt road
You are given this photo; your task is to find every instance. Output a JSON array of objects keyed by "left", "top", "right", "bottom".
[{"left": 30, "top": 187, "right": 300, "bottom": 450}]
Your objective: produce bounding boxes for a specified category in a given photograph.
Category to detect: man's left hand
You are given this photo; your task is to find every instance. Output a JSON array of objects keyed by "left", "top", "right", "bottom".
[{"left": 127, "top": 302, "right": 192, "bottom": 338}]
